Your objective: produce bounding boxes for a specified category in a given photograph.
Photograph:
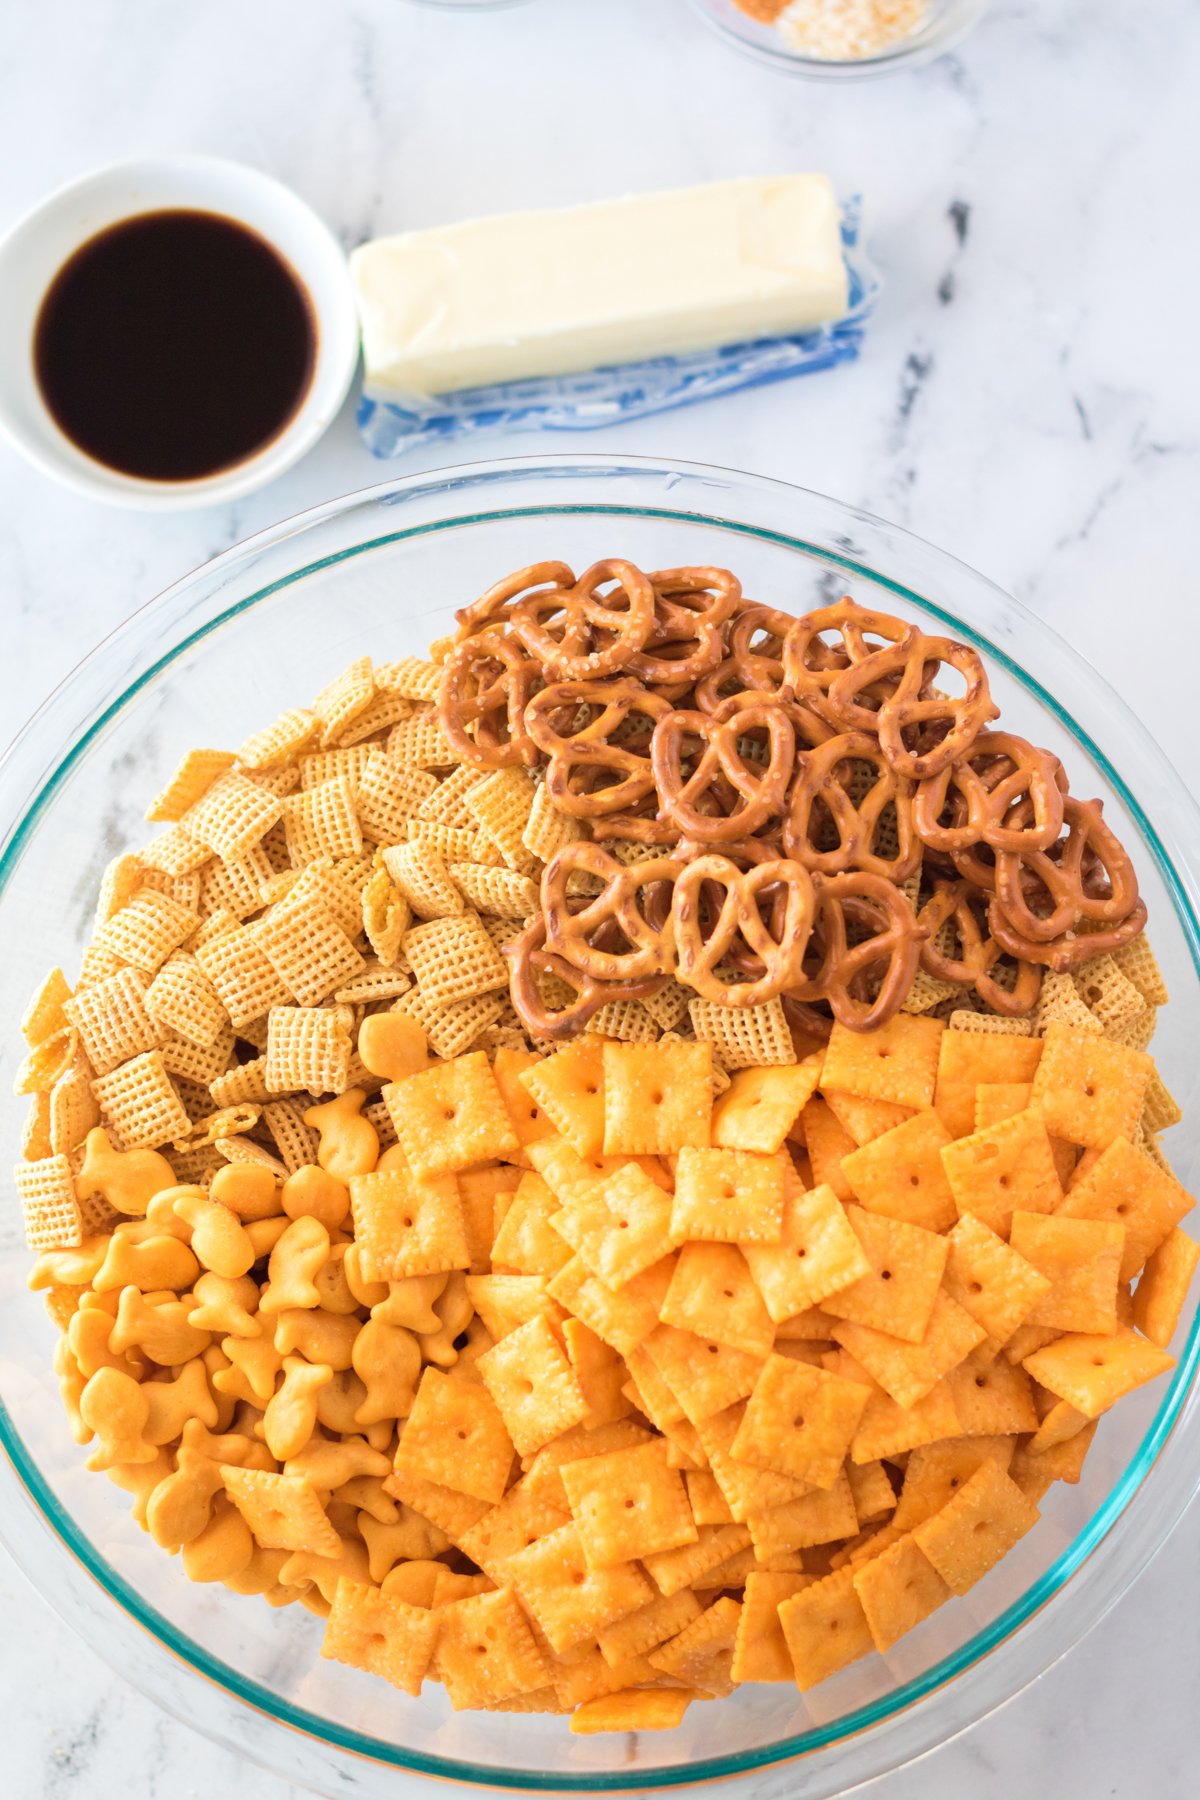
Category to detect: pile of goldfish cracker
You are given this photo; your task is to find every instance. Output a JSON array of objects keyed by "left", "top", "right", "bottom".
[{"left": 9, "top": 641, "right": 1197, "bottom": 1731}]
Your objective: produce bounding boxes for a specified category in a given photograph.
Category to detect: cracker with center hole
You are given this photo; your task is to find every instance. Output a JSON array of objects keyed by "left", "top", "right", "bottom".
[
  {"left": 822, "top": 1090, "right": 915, "bottom": 1147},
  {"left": 847, "top": 1457, "right": 897, "bottom": 1524},
  {"left": 799, "top": 1097, "right": 857, "bottom": 1200},
  {"left": 1055, "top": 1135, "right": 1194, "bottom": 1280},
  {"left": 491, "top": 1172, "right": 573, "bottom": 1280},
  {"left": 942, "top": 1212, "right": 1051, "bottom": 1347},
  {"left": 505, "top": 1520, "right": 653, "bottom": 1653},
  {"left": 822, "top": 1206, "right": 948, "bottom": 1344},
  {"left": 575, "top": 1162, "right": 678, "bottom": 1290},
  {"left": 945, "top": 1349, "right": 1038, "bottom": 1434},
  {"left": 687, "top": 996, "right": 794, "bottom": 1069},
  {"left": 602, "top": 1040, "right": 713, "bottom": 1155},
  {"left": 519, "top": 1041, "right": 606, "bottom": 1158},
  {"left": 350, "top": 1167, "right": 468, "bottom": 1282},
  {"left": 891, "top": 1435, "right": 1015, "bottom": 1532},
  {"left": 732, "top": 1354, "right": 870, "bottom": 1489},
  {"left": 643, "top": 1323, "right": 764, "bottom": 1428},
  {"left": 742, "top": 1183, "right": 871, "bottom": 1323},
  {"left": 660, "top": 1242, "right": 775, "bottom": 1357},
  {"left": 973, "top": 1081, "right": 1033, "bottom": 1131},
  {"left": 456, "top": 1480, "right": 569, "bottom": 1581},
  {"left": 853, "top": 1531, "right": 950, "bottom": 1652},
  {"left": 570, "top": 1689, "right": 694, "bottom": 1734},
  {"left": 1009, "top": 1212, "right": 1125, "bottom": 1334},
  {"left": 933, "top": 1030, "right": 1043, "bottom": 1140},
  {"left": 711, "top": 1057, "right": 824, "bottom": 1153},
  {"left": 841, "top": 1109, "right": 957, "bottom": 1233},
  {"left": 1030, "top": 1024, "right": 1153, "bottom": 1149},
  {"left": 383, "top": 1464, "right": 491, "bottom": 1542},
  {"left": 822, "top": 1014, "right": 944, "bottom": 1110},
  {"left": 221, "top": 1467, "right": 340, "bottom": 1556},
  {"left": 648, "top": 1593, "right": 740, "bottom": 1693},
  {"left": 1132, "top": 1229, "right": 1200, "bottom": 1348},
  {"left": 490, "top": 1047, "right": 553, "bottom": 1154},
  {"left": 686, "top": 1468, "right": 734, "bottom": 1525},
  {"left": 779, "top": 1563, "right": 874, "bottom": 1690},
  {"left": 395, "top": 1367, "right": 514, "bottom": 1503},
  {"left": 1022, "top": 1325, "right": 1174, "bottom": 1418},
  {"left": 940, "top": 1108, "right": 1064, "bottom": 1237},
  {"left": 478, "top": 1314, "right": 589, "bottom": 1457},
  {"left": 549, "top": 1257, "right": 674, "bottom": 1359},
  {"left": 641, "top": 1521, "right": 752, "bottom": 1597},
  {"left": 595, "top": 1588, "right": 703, "bottom": 1667},
  {"left": 387, "top": 1052, "right": 518, "bottom": 1178},
  {"left": 670, "top": 1146, "right": 787, "bottom": 1245},
  {"left": 321, "top": 1578, "right": 439, "bottom": 1695},
  {"left": 436, "top": 1585, "right": 551, "bottom": 1709},
  {"left": 911, "top": 1457, "right": 1039, "bottom": 1595},
  {"left": 731, "top": 1571, "right": 814, "bottom": 1683},
  {"left": 561, "top": 1438, "right": 698, "bottom": 1568},
  {"left": 832, "top": 1290, "right": 985, "bottom": 1408},
  {"left": 692, "top": 1403, "right": 812, "bottom": 1522}
]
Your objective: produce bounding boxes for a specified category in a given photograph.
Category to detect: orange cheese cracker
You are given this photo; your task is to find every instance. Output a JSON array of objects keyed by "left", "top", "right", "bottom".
[
  {"left": 1055, "top": 1135, "right": 1194, "bottom": 1281},
  {"left": 1030, "top": 1024, "right": 1153, "bottom": 1149},
  {"left": 778, "top": 1564, "right": 874, "bottom": 1690},
  {"left": 1022, "top": 1326, "right": 1174, "bottom": 1419},
  {"left": 321, "top": 1577, "right": 439, "bottom": 1695},
  {"left": 821, "top": 1014, "right": 944, "bottom": 1110},
  {"left": 602, "top": 1040, "right": 713, "bottom": 1155},
  {"left": 840, "top": 1109, "right": 958, "bottom": 1234},
  {"left": 934, "top": 1030, "right": 1043, "bottom": 1139},
  {"left": 670, "top": 1146, "right": 787, "bottom": 1244},
  {"left": 940, "top": 1108, "right": 1063, "bottom": 1237},
  {"left": 561, "top": 1438, "right": 698, "bottom": 1568},
  {"left": 822, "top": 1207, "right": 948, "bottom": 1345},
  {"left": 731, "top": 1353, "right": 870, "bottom": 1489},
  {"left": 912, "top": 1457, "right": 1039, "bottom": 1595}
]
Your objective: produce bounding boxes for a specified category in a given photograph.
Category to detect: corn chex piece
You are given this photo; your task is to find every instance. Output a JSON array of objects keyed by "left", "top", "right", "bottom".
[
  {"left": 395, "top": 1367, "right": 514, "bottom": 1503},
  {"left": 560, "top": 1438, "right": 697, "bottom": 1568},
  {"left": 521, "top": 1041, "right": 606, "bottom": 1159},
  {"left": 478, "top": 1314, "right": 588, "bottom": 1457},
  {"left": 742, "top": 1183, "right": 870, "bottom": 1324},
  {"left": 90, "top": 1051, "right": 191, "bottom": 1151},
  {"left": 376, "top": 655, "right": 443, "bottom": 702},
  {"left": 393, "top": 988, "right": 503, "bottom": 1060},
  {"left": 1022, "top": 1326, "right": 1174, "bottom": 1419},
  {"left": 687, "top": 997, "right": 793, "bottom": 1069},
  {"left": 195, "top": 925, "right": 292, "bottom": 1033},
  {"left": 264, "top": 1006, "right": 352, "bottom": 1096},
  {"left": 670, "top": 1146, "right": 787, "bottom": 1245},
  {"left": 14, "top": 1154, "right": 83, "bottom": 1251},
  {"left": 570, "top": 1690, "right": 694, "bottom": 1734},
  {"left": 1111, "top": 934, "right": 1169, "bottom": 1007},
  {"left": 1034, "top": 969, "right": 1106, "bottom": 1037},
  {"left": 1055, "top": 1136, "right": 1194, "bottom": 1280},
  {"left": 257, "top": 901, "right": 365, "bottom": 1007},
  {"left": 448, "top": 862, "right": 539, "bottom": 920},
  {"left": 841, "top": 1110, "right": 958, "bottom": 1234},
  {"left": 1030, "top": 1024, "right": 1153, "bottom": 1150},
  {"left": 942, "top": 1212, "right": 1051, "bottom": 1347},
  {"left": 321, "top": 1578, "right": 439, "bottom": 1695},
  {"left": 281, "top": 776, "right": 364, "bottom": 866},
  {"left": 402, "top": 914, "right": 508, "bottom": 1007},
  {"left": 386, "top": 1053, "right": 518, "bottom": 1178},
  {"left": 853, "top": 1531, "right": 950, "bottom": 1652},
  {"left": 911, "top": 1457, "right": 1039, "bottom": 1595},
  {"left": 463, "top": 767, "right": 537, "bottom": 871},
  {"left": 1009, "top": 1212, "right": 1124, "bottom": 1334},
  {"left": 62, "top": 967, "right": 163, "bottom": 1077},
  {"left": 939, "top": 1109, "right": 1064, "bottom": 1237},
  {"left": 732, "top": 1353, "right": 870, "bottom": 1491},
  {"left": 361, "top": 863, "right": 412, "bottom": 966},
  {"left": 311, "top": 655, "right": 375, "bottom": 743},
  {"left": 221, "top": 1467, "right": 340, "bottom": 1555},
  {"left": 1072, "top": 953, "right": 1147, "bottom": 1035},
  {"left": 660, "top": 1243, "right": 774, "bottom": 1357},
  {"left": 146, "top": 747, "right": 236, "bottom": 823},
  {"left": 386, "top": 711, "right": 457, "bottom": 770},
  {"left": 822, "top": 1015, "right": 944, "bottom": 1110},
  {"left": 381, "top": 842, "right": 465, "bottom": 922},
  {"left": 1143, "top": 1069, "right": 1183, "bottom": 1134},
  {"left": 779, "top": 1565, "right": 873, "bottom": 1690},
  {"left": 350, "top": 1167, "right": 468, "bottom": 1280},
  {"left": 710, "top": 1058, "right": 823, "bottom": 1154},
  {"left": 94, "top": 887, "right": 200, "bottom": 977},
  {"left": 435, "top": 1584, "right": 550, "bottom": 1708},
  {"left": 143, "top": 953, "right": 228, "bottom": 1049},
  {"left": 183, "top": 770, "right": 282, "bottom": 860},
  {"left": 233, "top": 708, "right": 317, "bottom": 770},
  {"left": 505, "top": 1521, "right": 653, "bottom": 1653},
  {"left": 298, "top": 742, "right": 371, "bottom": 795},
  {"left": 1132, "top": 1230, "right": 1200, "bottom": 1348},
  {"left": 521, "top": 778, "right": 583, "bottom": 862},
  {"left": 354, "top": 752, "right": 439, "bottom": 845},
  {"left": 822, "top": 1206, "right": 948, "bottom": 1344},
  {"left": 602, "top": 1041, "right": 713, "bottom": 1155},
  {"left": 933, "top": 1031, "right": 1043, "bottom": 1140},
  {"left": 22, "top": 968, "right": 74, "bottom": 1048}
]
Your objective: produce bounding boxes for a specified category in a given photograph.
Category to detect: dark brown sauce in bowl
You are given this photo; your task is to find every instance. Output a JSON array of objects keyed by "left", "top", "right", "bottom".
[{"left": 33, "top": 209, "right": 316, "bottom": 482}]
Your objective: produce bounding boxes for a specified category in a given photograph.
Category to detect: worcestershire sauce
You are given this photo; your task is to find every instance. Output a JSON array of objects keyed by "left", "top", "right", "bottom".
[{"left": 34, "top": 209, "right": 316, "bottom": 481}]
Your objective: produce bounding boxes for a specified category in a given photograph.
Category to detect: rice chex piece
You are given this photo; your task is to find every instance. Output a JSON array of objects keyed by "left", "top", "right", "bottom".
[
  {"left": 63, "top": 967, "right": 162, "bottom": 1076},
  {"left": 90, "top": 1050, "right": 191, "bottom": 1150},
  {"left": 281, "top": 776, "right": 363, "bottom": 866},
  {"left": 264, "top": 1005, "right": 353, "bottom": 1096},
  {"left": 14, "top": 1154, "right": 83, "bottom": 1251},
  {"left": 183, "top": 770, "right": 282, "bottom": 860},
  {"left": 402, "top": 914, "right": 509, "bottom": 1005},
  {"left": 146, "top": 748, "right": 235, "bottom": 822},
  {"left": 143, "top": 953, "right": 229, "bottom": 1048},
  {"left": 257, "top": 900, "right": 366, "bottom": 1007},
  {"left": 195, "top": 923, "right": 294, "bottom": 1032}
]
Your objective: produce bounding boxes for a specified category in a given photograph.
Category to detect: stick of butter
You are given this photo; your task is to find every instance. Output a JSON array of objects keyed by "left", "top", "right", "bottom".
[{"left": 351, "top": 174, "right": 848, "bottom": 397}]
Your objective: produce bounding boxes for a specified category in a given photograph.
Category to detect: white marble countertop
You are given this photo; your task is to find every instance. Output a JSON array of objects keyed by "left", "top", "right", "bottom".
[{"left": 2, "top": 0, "right": 1198, "bottom": 1795}]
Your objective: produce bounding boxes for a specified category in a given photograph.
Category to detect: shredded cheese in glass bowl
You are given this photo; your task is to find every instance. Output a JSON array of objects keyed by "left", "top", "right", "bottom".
[{"left": 689, "top": 0, "right": 988, "bottom": 78}]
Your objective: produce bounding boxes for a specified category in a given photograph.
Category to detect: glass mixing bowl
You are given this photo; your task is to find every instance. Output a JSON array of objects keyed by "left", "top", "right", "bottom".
[
  {"left": 686, "top": 0, "right": 989, "bottom": 80},
  {"left": 1, "top": 455, "right": 1197, "bottom": 1797}
]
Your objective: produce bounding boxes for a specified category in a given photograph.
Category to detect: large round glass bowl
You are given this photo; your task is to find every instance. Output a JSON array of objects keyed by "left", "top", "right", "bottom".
[
  {"left": 1, "top": 455, "right": 1197, "bottom": 1798},
  {"left": 687, "top": 0, "right": 989, "bottom": 79}
]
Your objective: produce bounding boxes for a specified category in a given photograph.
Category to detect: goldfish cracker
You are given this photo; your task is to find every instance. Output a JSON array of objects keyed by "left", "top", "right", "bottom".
[
  {"left": 145, "top": 1443, "right": 225, "bottom": 1550},
  {"left": 92, "top": 1227, "right": 201, "bottom": 1295},
  {"left": 54, "top": 1334, "right": 92, "bottom": 1444},
  {"left": 110, "top": 1288, "right": 211, "bottom": 1365},
  {"left": 380, "top": 1558, "right": 444, "bottom": 1607},
  {"left": 416, "top": 1271, "right": 473, "bottom": 1368},
  {"left": 182, "top": 1494, "right": 256, "bottom": 1584},
  {"left": 27, "top": 1238, "right": 108, "bottom": 1291},
  {"left": 143, "top": 1358, "right": 220, "bottom": 1445},
  {"left": 80, "top": 1367, "right": 156, "bottom": 1471},
  {"left": 315, "top": 1369, "right": 373, "bottom": 1437},
  {"left": 130, "top": 1189, "right": 197, "bottom": 1243},
  {"left": 368, "top": 1271, "right": 448, "bottom": 1333},
  {"left": 274, "top": 1307, "right": 361, "bottom": 1371},
  {"left": 179, "top": 1416, "right": 277, "bottom": 1473},
  {"left": 281, "top": 1165, "right": 351, "bottom": 1233},
  {"left": 286, "top": 1432, "right": 391, "bottom": 1492},
  {"left": 358, "top": 1512, "right": 423, "bottom": 1584},
  {"left": 223, "top": 1543, "right": 292, "bottom": 1599},
  {"left": 376, "top": 1143, "right": 409, "bottom": 1175},
  {"left": 171, "top": 1189, "right": 256, "bottom": 1280},
  {"left": 358, "top": 1011, "right": 430, "bottom": 1084},
  {"left": 107, "top": 1449, "right": 174, "bottom": 1529},
  {"left": 202, "top": 1341, "right": 240, "bottom": 1432},
  {"left": 245, "top": 1215, "right": 291, "bottom": 1260},
  {"left": 281, "top": 1535, "right": 372, "bottom": 1608},
  {"left": 210, "top": 1162, "right": 281, "bottom": 1222},
  {"left": 352, "top": 1318, "right": 421, "bottom": 1426},
  {"left": 259, "top": 1217, "right": 331, "bottom": 1314},
  {"left": 334, "top": 1473, "right": 399, "bottom": 1524},
  {"left": 304, "top": 1089, "right": 380, "bottom": 1182},
  {"left": 362, "top": 1418, "right": 396, "bottom": 1455},
  {"left": 342, "top": 1242, "right": 390, "bottom": 1309},
  {"left": 214, "top": 1333, "right": 284, "bottom": 1407},
  {"left": 74, "top": 1127, "right": 177, "bottom": 1217},
  {"left": 313, "top": 1242, "right": 360, "bottom": 1316},
  {"left": 188, "top": 1272, "right": 261, "bottom": 1338},
  {"left": 68, "top": 1303, "right": 143, "bottom": 1381},
  {"left": 263, "top": 1355, "right": 334, "bottom": 1461}
]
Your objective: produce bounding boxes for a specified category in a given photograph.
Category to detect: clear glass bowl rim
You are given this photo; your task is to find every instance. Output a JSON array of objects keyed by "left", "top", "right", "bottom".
[
  {"left": 684, "top": 0, "right": 990, "bottom": 80},
  {"left": 1, "top": 451, "right": 1198, "bottom": 1795}
]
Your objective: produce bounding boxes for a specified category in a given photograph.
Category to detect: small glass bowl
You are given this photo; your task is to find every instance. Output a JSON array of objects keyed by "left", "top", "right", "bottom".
[
  {"left": 0, "top": 455, "right": 1197, "bottom": 1795},
  {"left": 687, "top": 0, "right": 989, "bottom": 79}
]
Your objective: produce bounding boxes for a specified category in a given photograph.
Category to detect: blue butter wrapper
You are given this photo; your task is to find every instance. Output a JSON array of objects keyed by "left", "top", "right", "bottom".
[{"left": 357, "top": 196, "right": 878, "bottom": 458}]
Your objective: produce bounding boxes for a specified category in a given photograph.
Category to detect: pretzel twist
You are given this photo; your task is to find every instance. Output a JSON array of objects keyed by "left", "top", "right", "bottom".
[
  {"left": 652, "top": 701, "right": 795, "bottom": 845},
  {"left": 438, "top": 630, "right": 541, "bottom": 768},
  {"left": 541, "top": 843, "right": 681, "bottom": 983},
  {"left": 672, "top": 854, "right": 816, "bottom": 1007},
  {"left": 912, "top": 731, "right": 1066, "bottom": 854},
  {"left": 511, "top": 559, "right": 657, "bottom": 680},
  {"left": 784, "top": 731, "right": 921, "bottom": 882},
  {"left": 454, "top": 561, "right": 576, "bottom": 643},
  {"left": 918, "top": 879, "right": 1042, "bottom": 1015},
  {"left": 505, "top": 916, "right": 665, "bottom": 1042},
  {"left": 783, "top": 599, "right": 916, "bottom": 733},
  {"left": 790, "top": 872, "right": 927, "bottom": 1033},
  {"left": 992, "top": 796, "right": 1142, "bottom": 945},
  {"left": 524, "top": 679, "right": 671, "bottom": 820},
  {"left": 827, "top": 635, "right": 999, "bottom": 779}
]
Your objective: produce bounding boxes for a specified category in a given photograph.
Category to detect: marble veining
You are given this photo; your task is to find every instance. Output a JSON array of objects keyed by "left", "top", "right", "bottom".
[{"left": 1, "top": 0, "right": 1198, "bottom": 1795}]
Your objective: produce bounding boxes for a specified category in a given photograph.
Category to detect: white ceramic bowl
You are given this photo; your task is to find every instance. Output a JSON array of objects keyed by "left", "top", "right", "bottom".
[{"left": 0, "top": 155, "right": 359, "bottom": 510}]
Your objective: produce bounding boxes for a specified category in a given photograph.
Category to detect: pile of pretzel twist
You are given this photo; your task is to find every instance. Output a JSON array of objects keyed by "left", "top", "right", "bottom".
[{"left": 437, "top": 560, "right": 1146, "bottom": 1041}]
